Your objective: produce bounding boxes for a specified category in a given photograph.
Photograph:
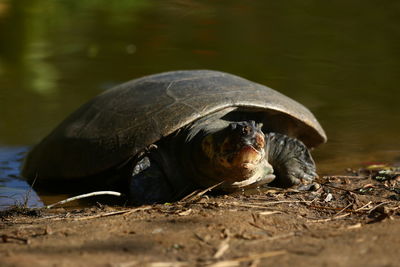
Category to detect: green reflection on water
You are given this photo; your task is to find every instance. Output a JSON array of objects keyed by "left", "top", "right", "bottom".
[{"left": 0, "top": 0, "right": 399, "bottom": 173}]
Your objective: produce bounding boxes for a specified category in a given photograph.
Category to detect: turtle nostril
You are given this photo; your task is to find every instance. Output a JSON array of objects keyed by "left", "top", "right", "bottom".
[{"left": 254, "top": 133, "right": 265, "bottom": 149}]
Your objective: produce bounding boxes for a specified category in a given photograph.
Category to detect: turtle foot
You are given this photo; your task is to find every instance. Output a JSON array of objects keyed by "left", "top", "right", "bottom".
[
  {"left": 267, "top": 132, "right": 318, "bottom": 187},
  {"left": 129, "top": 157, "right": 174, "bottom": 205}
]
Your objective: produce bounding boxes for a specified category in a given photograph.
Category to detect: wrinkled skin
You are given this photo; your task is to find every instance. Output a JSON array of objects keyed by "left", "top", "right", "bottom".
[{"left": 129, "top": 120, "right": 317, "bottom": 205}]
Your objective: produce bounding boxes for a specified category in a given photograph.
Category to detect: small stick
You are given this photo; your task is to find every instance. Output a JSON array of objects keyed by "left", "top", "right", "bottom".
[
  {"left": 180, "top": 182, "right": 223, "bottom": 202},
  {"left": 208, "top": 250, "right": 287, "bottom": 267},
  {"left": 74, "top": 210, "right": 133, "bottom": 221},
  {"left": 266, "top": 232, "right": 295, "bottom": 241},
  {"left": 307, "top": 213, "right": 351, "bottom": 223},
  {"left": 258, "top": 210, "right": 282, "bottom": 216},
  {"left": 354, "top": 201, "right": 373, "bottom": 211},
  {"left": 49, "top": 206, "right": 152, "bottom": 221},
  {"left": 367, "top": 201, "right": 391, "bottom": 213},
  {"left": 334, "top": 203, "right": 354, "bottom": 217},
  {"left": 308, "top": 205, "right": 365, "bottom": 214},
  {"left": 1, "top": 234, "right": 29, "bottom": 244},
  {"left": 236, "top": 200, "right": 314, "bottom": 206},
  {"left": 322, "top": 175, "right": 367, "bottom": 179},
  {"left": 213, "top": 238, "right": 230, "bottom": 259},
  {"left": 225, "top": 200, "right": 313, "bottom": 210},
  {"left": 229, "top": 203, "right": 279, "bottom": 210},
  {"left": 45, "top": 191, "right": 122, "bottom": 209}
]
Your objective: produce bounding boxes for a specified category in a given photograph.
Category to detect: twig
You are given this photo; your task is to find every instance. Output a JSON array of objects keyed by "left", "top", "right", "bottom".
[
  {"left": 180, "top": 182, "right": 223, "bottom": 202},
  {"left": 1, "top": 234, "right": 29, "bottom": 244},
  {"left": 308, "top": 205, "right": 365, "bottom": 214},
  {"left": 226, "top": 203, "right": 274, "bottom": 210},
  {"left": 72, "top": 210, "right": 132, "bottom": 221},
  {"left": 334, "top": 203, "right": 354, "bottom": 217},
  {"left": 347, "top": 223, "right": 362, "bottom": 229},
  {"left": 367, "top": 201, "right": 391, "bottom": 214},
  {"left": 45, "top": 191, "right": 122, "bottom": 209},
  {"left": 122, "top": 205, "right": 153, "bottom": 216},
  {"left": 214, "top": 238, "right": 230, "bottom": 259},
  {"left": 307, "top": 213, "right": 351, "bottom": 223},
  {"left": 322, "top": 175, "right": 367, "bottom": 179},
  {"left": 68, "top": 206, "right": 152, "bottom": 221},
  {"left": 253, "top": 200, "right": 315, "bottom": 205},
  {"left": 208, "top": 250, "right": 287, "bottom": 267},
  {"left": 258, "top": 210, "right": 282, "bottom": 216},
  {"left": 266, "top": 232, "right": 296, "bottom": 241},
  {"left": 23, "top": 175, "right": 37, "bottom": 208},
  {"left": 354, "top": 201, "right": 373, "bottom": 211},
  {"left": 230, "top": 200, "right": 314, "bottom": 208}
]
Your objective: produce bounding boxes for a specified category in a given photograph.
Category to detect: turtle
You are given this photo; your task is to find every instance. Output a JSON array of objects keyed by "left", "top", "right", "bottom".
[{"left": 22, "top": 70, "right": 327, "bottom": 204}]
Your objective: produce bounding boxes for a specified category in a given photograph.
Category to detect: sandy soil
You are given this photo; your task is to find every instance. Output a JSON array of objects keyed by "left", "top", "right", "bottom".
[{"left": 1, "top": 167, "right": 399, "bottom": 267}]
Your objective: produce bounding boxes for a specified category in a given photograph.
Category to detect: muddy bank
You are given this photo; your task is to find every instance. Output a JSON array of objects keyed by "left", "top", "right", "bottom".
[{"left": 1, "top": 168, "right": 399, "bottom": 267}]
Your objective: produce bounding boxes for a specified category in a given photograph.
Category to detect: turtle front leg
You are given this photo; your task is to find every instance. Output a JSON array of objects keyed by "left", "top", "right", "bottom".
[
  {"left": 129, "top": 145, "right": 194, "bottom": 205},
  {"left": 129, "top": 156, "right": 175, "bottom": 205},
  {"left": 266, "top": 132, "right": 317, "bottom": 187}
]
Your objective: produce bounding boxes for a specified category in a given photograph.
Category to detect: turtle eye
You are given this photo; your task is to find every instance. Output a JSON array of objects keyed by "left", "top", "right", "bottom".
[{"left": 241, "top": 125, "right": 252, "bottom": 136}]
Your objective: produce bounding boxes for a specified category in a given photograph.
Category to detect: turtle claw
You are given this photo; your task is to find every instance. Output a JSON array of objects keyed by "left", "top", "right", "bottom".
[
  {"left": 276, "top": 157, "right": 318, "bottom": 187},
  {"left": 267, "top": 132, "right": 318, "bottom": 188}
]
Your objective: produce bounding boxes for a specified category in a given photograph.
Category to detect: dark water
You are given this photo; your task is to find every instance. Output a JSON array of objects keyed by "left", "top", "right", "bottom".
[{"left": 1, "top": 0, "right": 399, "bottom": 208}]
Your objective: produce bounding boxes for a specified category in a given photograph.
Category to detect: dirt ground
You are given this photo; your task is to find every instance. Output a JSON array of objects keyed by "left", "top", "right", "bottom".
[{"left": 1, "top": 167, "right": 400, "bottom": 267}]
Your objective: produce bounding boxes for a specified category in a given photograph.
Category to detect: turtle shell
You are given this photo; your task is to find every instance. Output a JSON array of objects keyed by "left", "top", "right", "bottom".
[{"left": 22, "top": 70, "right": 327, "bottom": 180}]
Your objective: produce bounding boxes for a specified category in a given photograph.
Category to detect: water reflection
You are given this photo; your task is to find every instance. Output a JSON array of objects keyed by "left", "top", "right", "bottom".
[{"left": 0, "top": 0, "right": 399, "bottom": 208}]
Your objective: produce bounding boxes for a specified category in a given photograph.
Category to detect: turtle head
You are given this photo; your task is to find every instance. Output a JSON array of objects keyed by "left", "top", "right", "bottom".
[
  {"left": 202, "top": 121, "right": 265, "bottom": 169},
  {"left": 197, "top": 120, "right": 275, "bottom": 189}
]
